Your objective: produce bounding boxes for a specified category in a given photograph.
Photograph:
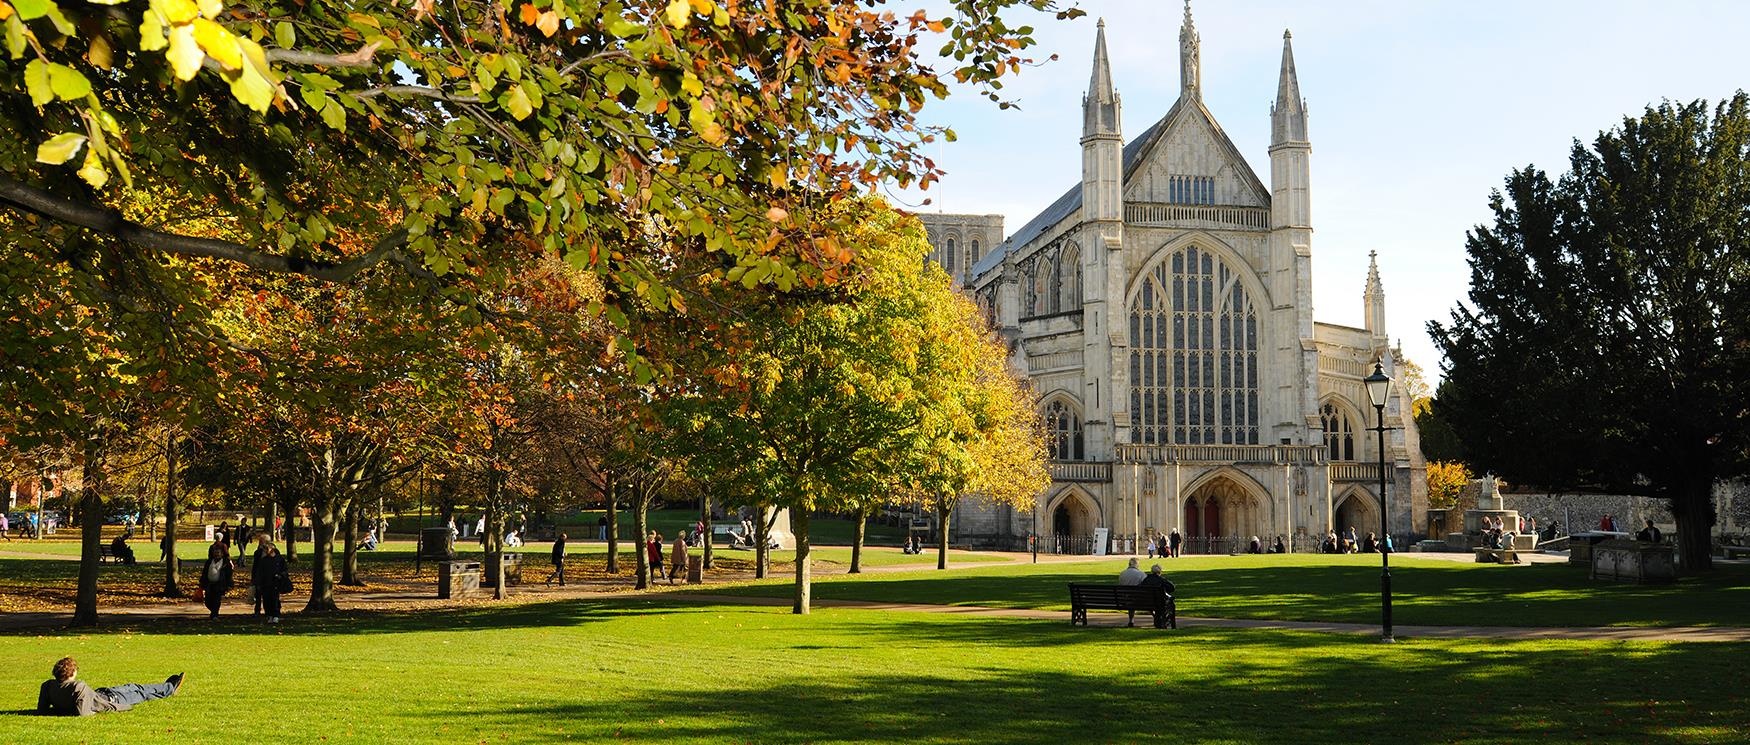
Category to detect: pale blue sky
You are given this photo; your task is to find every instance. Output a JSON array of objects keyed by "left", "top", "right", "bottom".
[{"left": 896, "top": 0, "right": 1750, "bottom": 378}]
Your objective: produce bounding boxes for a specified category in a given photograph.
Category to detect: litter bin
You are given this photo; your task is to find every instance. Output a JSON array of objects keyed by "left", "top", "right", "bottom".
[
  {"left": 687, "top": 555, "right": 703, "bottom": 584},
  {"left": 438, "top": 561, "right": 481, "bottom": 599}
]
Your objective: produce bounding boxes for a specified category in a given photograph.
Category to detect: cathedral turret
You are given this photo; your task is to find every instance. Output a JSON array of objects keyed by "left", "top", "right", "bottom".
[
  {"left": 1180, "top": 0, "right": 1201, "bottom": 100},
  {"left": 1269, "top": 30, "right": 1310, "bottom": 229},
  {"left": 1267, "top": 29, "right": 1319, "bottom": 446},
  {"left": 1364, "top": 251, "right": 1388, "bottom": 348},
  {"left": 1079, "top": 19, "right": 1125, "bottom": 453},
  {"left": 1081, "top": 19, "right": 1122, "bottom": 223}
]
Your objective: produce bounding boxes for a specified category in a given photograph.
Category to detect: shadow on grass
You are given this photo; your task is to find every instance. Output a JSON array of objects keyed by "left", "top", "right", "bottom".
[
  {"left": 0, "top": 595, "right": 703, "bottom": 639},
  {"left": 483, "top": 619, "right": 1749, "bottom": 744},
  {"left": 705, "top": 559, "right": 1750, "bottom": 628}
]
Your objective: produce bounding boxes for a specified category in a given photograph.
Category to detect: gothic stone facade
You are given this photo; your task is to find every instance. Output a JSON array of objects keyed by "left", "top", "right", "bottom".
[{"left": 920, "top": 11, "right": 1427, "bottom": 551}]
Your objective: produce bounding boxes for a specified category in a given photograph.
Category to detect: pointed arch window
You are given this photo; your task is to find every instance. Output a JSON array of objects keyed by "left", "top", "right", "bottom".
[
  {"left": 943, "top": 238, "right": 958, "bottom": 276},
  {"left": 1128, "top": 244, "right": 1259, "bottom": 445},
  {"left": 1321, "top": 402, "right": 1355, "bottom": 461},
  {"left": 1053, "top": 244, "right": 1081, "bottom": 313},
  {"left": 1046, "top": 400, "right": 1084, "bottom": 460}
]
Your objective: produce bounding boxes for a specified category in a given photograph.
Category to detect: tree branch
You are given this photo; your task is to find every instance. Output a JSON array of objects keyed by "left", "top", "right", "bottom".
[
  {"left": 354, "top": 85, "right": 481, "bottom": 104},
  {"left": 0, "top": 175, "right": 414, "bottom": 283}
]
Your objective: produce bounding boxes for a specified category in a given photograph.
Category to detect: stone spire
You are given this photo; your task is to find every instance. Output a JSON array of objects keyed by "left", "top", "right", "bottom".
[
  {"left": 1179, "top": 0, "right": 1200, "bottom": 99},
  {"left": 1083, "top": 18, "right": 1120, "bottom": 137},
  {"left": 1364, "top": 250, "right": 1387, "bottom": 342},
  {"left": 1271, "top": 30, "right": 1308, "bottom": 144}
]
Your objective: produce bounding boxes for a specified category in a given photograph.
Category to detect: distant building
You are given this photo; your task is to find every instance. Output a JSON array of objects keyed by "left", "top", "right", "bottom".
[{"left": 919, "top": 6, "right": 1426, "bottom": 551}]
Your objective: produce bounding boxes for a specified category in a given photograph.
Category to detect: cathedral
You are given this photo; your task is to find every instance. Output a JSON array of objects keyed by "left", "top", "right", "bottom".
[{"left": 920, "top": 7, "right": 1427, "bottom": 552}]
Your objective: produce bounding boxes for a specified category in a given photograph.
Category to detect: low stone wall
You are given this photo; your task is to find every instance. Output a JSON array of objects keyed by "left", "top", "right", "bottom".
[{"left": 1503, "top": 478, "right": 1746, "bottom": 540}]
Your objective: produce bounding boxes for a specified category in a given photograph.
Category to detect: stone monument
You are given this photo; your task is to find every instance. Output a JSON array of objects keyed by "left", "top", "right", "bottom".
[{"left": 1455, "top": 475, "right": 1528, "bottom": 549}]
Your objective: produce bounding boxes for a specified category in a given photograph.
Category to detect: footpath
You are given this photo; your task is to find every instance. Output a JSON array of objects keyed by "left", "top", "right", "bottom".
[{"left": 6, "top": 547, "right": 1746, "bottom": 643}]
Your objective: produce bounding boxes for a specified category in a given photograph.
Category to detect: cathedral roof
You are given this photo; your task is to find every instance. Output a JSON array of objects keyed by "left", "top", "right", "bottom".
[{"left": 971, "top": 97, "right": 1269, "bottom": 278}]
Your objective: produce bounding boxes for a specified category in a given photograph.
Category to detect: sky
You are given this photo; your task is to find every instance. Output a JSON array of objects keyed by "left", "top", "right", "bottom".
[{"left": 893, "top": 0, "right": 1750, "bottom": 378}]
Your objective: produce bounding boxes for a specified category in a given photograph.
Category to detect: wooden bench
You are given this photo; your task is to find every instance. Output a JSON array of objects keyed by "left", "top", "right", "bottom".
[
  {"left": 1722, "top": 546, "right": 1750, "bottom": 560},
  {"left": 1474, "top": 547, "right": 1521, "bottom": 564},
  {"left": 1068, "top": 583, "right": 1176, "bottom": 629},
  {"left": 98, "top": 545, "right": 118, "bottom": 564}
]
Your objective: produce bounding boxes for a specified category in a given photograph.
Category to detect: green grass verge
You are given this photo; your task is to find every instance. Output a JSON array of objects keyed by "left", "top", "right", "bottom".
[
  {"left": 706, "top": 553, "right": 1750, "bottom": 628},
  {"left": 0, "top": 598, "right": 1744, "bottom": 743}
]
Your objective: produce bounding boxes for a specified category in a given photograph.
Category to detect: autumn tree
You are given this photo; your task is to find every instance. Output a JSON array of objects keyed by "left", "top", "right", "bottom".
[
  {"left": 1425, "top": 461, "right": 1472, "bottom": 511},
  {"left": 1432, "top": 94, "right": 1750, "bottom": 571},
  {"left": 681, "top": 202, "right": 1048, "bottom": 612}
]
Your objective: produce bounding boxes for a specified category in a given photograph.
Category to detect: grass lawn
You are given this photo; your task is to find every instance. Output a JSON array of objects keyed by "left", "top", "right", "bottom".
[
  {"left": 0, "top": 597, "right": 1744, "bottom": 744},
  {"left": 708, "top": 553, "right": 1750, "bottom": 628}
]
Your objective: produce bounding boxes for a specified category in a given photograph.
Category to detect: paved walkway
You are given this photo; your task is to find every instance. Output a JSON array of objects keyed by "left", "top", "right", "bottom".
[{"left": 681, "top": 594, "right": 1750, "bottom": 643}]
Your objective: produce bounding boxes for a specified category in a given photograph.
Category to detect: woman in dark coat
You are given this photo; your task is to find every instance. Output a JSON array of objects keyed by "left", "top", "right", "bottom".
[
  {"left": 198, "top": 540, "right": 234, "bottom": 619},
  {"left": 251, "top": 541, "right": 288, "bottom": 623}
]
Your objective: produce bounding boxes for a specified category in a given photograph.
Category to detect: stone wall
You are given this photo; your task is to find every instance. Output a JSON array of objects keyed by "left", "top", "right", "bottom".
[{"left": 1501, "top": 479, "right": 1746, "bottom": 538}]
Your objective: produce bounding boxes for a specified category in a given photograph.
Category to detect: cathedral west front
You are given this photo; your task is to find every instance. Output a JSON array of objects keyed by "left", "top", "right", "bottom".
[{"left": 921, "top": 6, "right": 1427, "bottom": 552}]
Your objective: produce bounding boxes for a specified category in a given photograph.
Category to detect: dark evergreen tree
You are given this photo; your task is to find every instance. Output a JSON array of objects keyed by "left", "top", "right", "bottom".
[{"left": 1432, "top": 93, "right": 1750, "bottom": 571}]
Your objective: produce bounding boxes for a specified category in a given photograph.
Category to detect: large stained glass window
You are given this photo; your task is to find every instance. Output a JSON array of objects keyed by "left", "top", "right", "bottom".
[{"left": 1129, "top": 245, "right": 1259, "bottom": 445}]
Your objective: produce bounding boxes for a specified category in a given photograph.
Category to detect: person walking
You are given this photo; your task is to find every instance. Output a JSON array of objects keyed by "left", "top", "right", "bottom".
[
  {"left": 251, "top": 535, "right": 271, "bottom": 617},
  {"left": 251, "top": 540, "right": 288, "bottom": 623},
  {"left": 1168, "top": 529, "right": 1182, "bottom": 558},
  {"left": 670, "top": 532, "right": 688, "bottom": 585},
  {"left": 198, "top": 538, "right": 234, "bottom": 620},
  {"left": 1, "top": 511, "right": 10, "bottom": 541},
  {"left": 646, "top": 531, "right": 667, "bottom": 581},
  {"left": 547, "top": 532, "right": 568, "bottom": 586}
]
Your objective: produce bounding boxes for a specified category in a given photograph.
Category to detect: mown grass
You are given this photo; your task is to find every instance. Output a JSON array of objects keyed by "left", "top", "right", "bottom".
[
  {"left": 0, "top": 597, "right": 1744, "bottom": 744},
  {"left": 707, "top": 553, "right": 1750, "bottom": 628}
]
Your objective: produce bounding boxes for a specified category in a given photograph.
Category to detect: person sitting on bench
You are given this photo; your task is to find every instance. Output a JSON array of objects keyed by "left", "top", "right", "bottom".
[
  {"left": 37, "top": 657, "right": 182, "bottom": 716},
  {"left": 109, "top": 534, "right": 137, "bottom": 565}
]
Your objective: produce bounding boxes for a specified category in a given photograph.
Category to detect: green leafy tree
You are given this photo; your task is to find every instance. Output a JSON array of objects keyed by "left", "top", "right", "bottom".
[{"left": 1432, "top": 94, "right": 1750, "bottom": 570}]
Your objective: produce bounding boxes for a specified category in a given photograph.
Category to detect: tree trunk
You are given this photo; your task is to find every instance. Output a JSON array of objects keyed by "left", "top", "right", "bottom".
[
  {"left": 849, "top": 506, "right": 867, "bottom": 574},
  {"left": 754, "top": 505, "right": 770, "bottom": 579},
  {"left": 161, "top": 441, "right": 182, "bottom": 597},
  {"left": 792, "top": 509, "right": 812, "bottom": 614},
  {"left": 701, "top": 494, "right": 714, "bottom": 570},
  {"left": 633, "top": 482, "right": 650, "bottom": 590},
  {"left": 304, "top": 496, "right": 342, "bottom": 613},
  {"left": 72, "top": 440, "right": 105, "bottom": 627},
  {"left": 280, "top": 495, "right": 299, "bottom": 563},
  {"left": 605, "top": 480, "right": 620, "bottom": 574},
  {"left": 341, "top": 496, "right": 363, "bottom": 586},
  {"left": 485, "top": 470, "right": 507, "bottom": 600},
  {"left": 936, "top": 502, "right": 951, "bottom": 570},
  {"left": 1672, "top": 478, "right": 1716, "bottom": 572}
]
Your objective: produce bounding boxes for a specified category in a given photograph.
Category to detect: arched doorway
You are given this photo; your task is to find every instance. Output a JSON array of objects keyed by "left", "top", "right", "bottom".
[
  {"left": 1333, "top": 489, "right": 1378, "bottom": 538},
  {"left": 1182, "top": 474, "right": 1268, "bottom": 553},
  {"left": 1047, "top": 490, "right": 1098, "bottom": 554}
]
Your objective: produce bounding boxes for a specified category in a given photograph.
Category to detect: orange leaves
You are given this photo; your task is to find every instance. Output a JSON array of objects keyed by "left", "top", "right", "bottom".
[{"left": 517, "top": 2, "right": 559, "bottom": 37}]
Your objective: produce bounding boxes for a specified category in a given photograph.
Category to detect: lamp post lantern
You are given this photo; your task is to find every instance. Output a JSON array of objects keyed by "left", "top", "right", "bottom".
[{"left": 1363, "top": 362, "right": 1394, "bottom": 643}]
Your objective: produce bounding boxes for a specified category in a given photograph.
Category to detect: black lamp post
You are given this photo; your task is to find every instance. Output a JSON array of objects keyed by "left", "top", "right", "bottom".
[{"left": 1363, "top": 362, "right": 1394, "bottom": 643}]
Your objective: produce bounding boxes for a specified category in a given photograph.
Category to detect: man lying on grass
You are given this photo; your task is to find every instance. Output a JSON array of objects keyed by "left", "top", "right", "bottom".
[{"left": 36, "top": 657, "right": 182, "bottom": 716}]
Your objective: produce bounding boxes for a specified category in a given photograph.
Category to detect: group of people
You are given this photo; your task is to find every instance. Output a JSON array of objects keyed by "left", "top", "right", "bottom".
[
  {"left": 1245, "top": 535, "right": 1288, "bottom": 554},
  {"left": 1144, "top": 530, "right": 1184, "bottom": 559},
  {"left": 195, "top": 528, "right": 292, "bottom": 624},
  {"left": 1320, "top": 526, "right": 1390, "bottom": 554},
  {"left": 2, "top": 511, "right": 49, "bottom": 539},
  {"left": 644, "top": 530, "right": 691, "bottom": 584}
]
